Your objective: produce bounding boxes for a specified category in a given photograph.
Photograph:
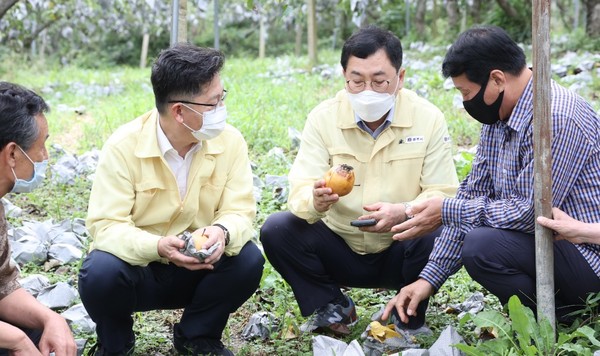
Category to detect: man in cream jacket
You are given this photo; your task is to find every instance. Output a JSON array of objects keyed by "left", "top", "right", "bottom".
[
  {"left": 78, "top": 44, "right": 264, "bottom": 356},
  {"left": 260, "top": 26, "right": 458, "bottom": 336}
]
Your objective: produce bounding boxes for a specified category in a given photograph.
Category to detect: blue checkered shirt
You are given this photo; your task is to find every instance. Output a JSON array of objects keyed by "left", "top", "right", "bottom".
[{"left": 421, "top": 78, "right": 600, "bottom": 290}]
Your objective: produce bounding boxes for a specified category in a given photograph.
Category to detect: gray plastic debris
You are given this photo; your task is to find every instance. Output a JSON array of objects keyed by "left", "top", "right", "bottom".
[
  {"left": 10, "top": 235, "right": 48, "bottom": 265},
  {"left": 427, "top": 326, "right": 465, "bottom": 356},
  {"left": 312, "top": 335, "right": 364, "bottom": 356},
  {"left": 37, "top": 282, "right": 79, "bottom": 309},
  {"left": 19, "top": 274, "right": 50, "bottom": 296},
  {"left": 49, "top": 243, "right": 83, "bottom": 264},
  {"left": 446, "top": 292, "right": 485, "bottom": 319},
  {"left": 360, "top": 322, "right": 419, "bottom": 356},
  {"left": 402, "top": 350, "right": 428, "bottom": 355},
  {"left": 252, "top": 174, "right": 265, "bottom": 203},
  {"left": 265, "top": 175, "right": 289, "bottom": 204},
  {"left": 241, "top": 311, "right": 278, "bottom": 340},
  {"left": 75, "top": 339, "right": 88, "bottom": 356},
  {"left": 288, "top": 127, "right": 302, "bottom": 150},
  {"left": 50, "top": 231, "right": 84, "bottom": 250},
  {"left": 62, "top": 303, "right": 96, "bottom": 334},
  {"left": 51, "top": 149, "right": 100, "bottom": 185},
  {"left": 9, "top": 218, "right": 88, "bottom": 266},
  {"left": 1, "top": 198, "right": 22, "bottom": 218}
]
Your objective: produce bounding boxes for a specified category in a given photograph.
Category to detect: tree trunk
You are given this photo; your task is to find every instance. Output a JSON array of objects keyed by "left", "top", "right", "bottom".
[
  {"left": 495, "top": 0, "right": 519, "bottom": 18},
  {"left": 584, "top": 0, "right": 600, "bottom": 37},
  {"left": 0, "top": 0, "right": 18, "bottom": 20},
  {"left": 415, "top": 0, "right": 426, "bottom": 39},
  {"left": 294, "top": 20, "right": 303, "bottom": 57},
  {"left": 431, "top": 0, "right": 438, "bottom": 38},
  {"left": 259, "top": 14, "right": 266, "bottom": 59},
  {"left": 555, "top": 0, "right": 574, "bottom": 30},
  {"left": 178, "top": 0, "right": 187, "bottom": 43},
  {"left": 307, "top": 0, "right": 317, "bottom": 68},
  {"left": 470, "top": 0, "right": 482, "bottom": 24},
  {"left": 140, "top": 33, "right": 149, "bottom": 68},
  {"left": 446, "top": 0, "right": 459, "bottom": 36}
]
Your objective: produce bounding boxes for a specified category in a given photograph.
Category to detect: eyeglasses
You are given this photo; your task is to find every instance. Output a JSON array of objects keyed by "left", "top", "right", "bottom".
[
  {"left": 345, "top": 80, "right": 391, "bottom": 94},
  {"left": 168, "top": 89, "right": 227, "bottom": 114}
]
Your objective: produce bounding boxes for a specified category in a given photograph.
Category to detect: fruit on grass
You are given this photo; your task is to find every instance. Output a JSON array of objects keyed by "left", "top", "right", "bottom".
[{"left": 324, "top": 164, "right": 355, "bottom": 197}]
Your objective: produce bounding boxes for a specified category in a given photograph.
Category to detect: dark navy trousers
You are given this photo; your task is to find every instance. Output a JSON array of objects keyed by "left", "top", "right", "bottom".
[
  {"left": 462, "top": 227, "right": 600, "bottom": 322},
  {"left": 78, "top": 242, "right": 264, "bottom": 353},
  {"left": 260, "top": 211, "right": 439, "bottom": 329}
]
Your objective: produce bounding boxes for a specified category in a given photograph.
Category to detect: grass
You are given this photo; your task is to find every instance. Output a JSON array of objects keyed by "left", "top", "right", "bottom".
[{"left": 2, "top": 44, "right": 600, "bottom": 355}]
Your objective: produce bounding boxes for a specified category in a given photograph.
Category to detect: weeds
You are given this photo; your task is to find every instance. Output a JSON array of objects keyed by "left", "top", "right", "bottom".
[{"left": 2, "top": 43, "right": 599, "bottom": 354}]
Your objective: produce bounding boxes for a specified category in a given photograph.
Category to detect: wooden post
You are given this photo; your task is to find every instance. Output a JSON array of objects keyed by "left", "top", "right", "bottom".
[
  {"left": 170, "top": 0, "right": 187, "bottom": 45},
  {"left": 178, "top": 0, "right": 187, "bottom": 43},
  {"left": 140, "top": 33, "right": 149, "bottom": 68},
  {"left": 532, "top": 0, "right": 556, "bottom": 333},
  {"left": 170, "top": 0, "right": 179, "bottom": 46},
  {"left": 214, "top": 0, "right": 220, "bottom": 49},
  {"left": 307, "top": 0, "right": 317, "bottom": 68}
]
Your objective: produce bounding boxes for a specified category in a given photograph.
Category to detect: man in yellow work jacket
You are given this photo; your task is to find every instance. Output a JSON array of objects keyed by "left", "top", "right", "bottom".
[{"left": 78, "top": 44, "right": 264, "bottom": 356}]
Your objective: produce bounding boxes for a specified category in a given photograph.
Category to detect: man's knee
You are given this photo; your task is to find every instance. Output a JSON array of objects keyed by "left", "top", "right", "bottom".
[
  {"left": 237, "top": 242, "right": 265, "bottom": 281},
  {"left": 259, "top": 211, "right": 296, "bottom": 247},
  {"left": 78, "top": 250, "right": 132, "bottom": 295},
  {"left": 462, "top": 227, "right": 496, "bottom": 261}
]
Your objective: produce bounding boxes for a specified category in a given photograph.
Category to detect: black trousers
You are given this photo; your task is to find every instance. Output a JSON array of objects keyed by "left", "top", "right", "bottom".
[
  {"left": 462, "top": 227, "right": 600, "bottom": 322},
  {"left": 260, "top": 211, "right": 439, "bottom": 329},
  {"left": 78, "top": 242, "right": 264, "bottom": 354},
  {"left": 0, "top": 327, "right": 42, "bottom": 355}
]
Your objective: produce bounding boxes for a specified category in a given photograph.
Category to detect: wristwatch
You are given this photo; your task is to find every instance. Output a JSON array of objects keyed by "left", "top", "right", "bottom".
[{"left": 213, "top": 224, "right": 230, "bottom": 246}]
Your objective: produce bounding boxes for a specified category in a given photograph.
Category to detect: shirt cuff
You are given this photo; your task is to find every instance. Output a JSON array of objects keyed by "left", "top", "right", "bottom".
[
  {"left": 419, "top": 262, "right": 450, "bottom": 291},
  {"left": 442, "top": 198, "right": 464, "bottom": 227}
]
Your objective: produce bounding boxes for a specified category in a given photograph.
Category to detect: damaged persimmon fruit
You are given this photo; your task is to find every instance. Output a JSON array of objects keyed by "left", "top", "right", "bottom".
[{"left": 324, "top": 164, "right": 355, "bottom": 197}]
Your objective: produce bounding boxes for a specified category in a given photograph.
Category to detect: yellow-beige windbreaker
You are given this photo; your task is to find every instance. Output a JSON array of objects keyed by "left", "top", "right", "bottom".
[
  {"left": 87, "top": 109, "right": 256, "bottom": 266},
  {"left": 288, "top": 89, "right": 459, "bottom": 254}
]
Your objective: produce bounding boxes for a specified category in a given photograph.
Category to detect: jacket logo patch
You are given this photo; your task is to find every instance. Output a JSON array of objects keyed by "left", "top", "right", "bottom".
[{"left": 405, "top": 136, "right": 424, "bottom": 143}]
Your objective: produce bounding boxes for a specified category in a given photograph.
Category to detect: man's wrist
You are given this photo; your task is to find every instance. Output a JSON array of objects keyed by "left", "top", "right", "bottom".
[
  {"left": 402, "top": 202, "right": 413, "bottom": 221},
  {"left": 213, "top": 224, "right": 230, "bottom": 246}
]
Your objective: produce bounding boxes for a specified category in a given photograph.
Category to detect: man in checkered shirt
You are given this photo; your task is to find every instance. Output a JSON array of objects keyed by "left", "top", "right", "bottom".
[{"left": 383, "top": 25, "right": 600, "bottom": 324}]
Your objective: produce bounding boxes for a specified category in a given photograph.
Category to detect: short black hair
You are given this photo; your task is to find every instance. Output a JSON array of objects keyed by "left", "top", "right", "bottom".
[
  {"left": 0, "top": 82, "right": 48, "bottom": 151},
  {"left": 151, "top": 43, "right": 225, "bottom": 114},
  {"left": 341, "top": 26, "right": 403, "bottom": 72},
  {"left": 442, "top": 25, "right": 526, "bottom": 84}
]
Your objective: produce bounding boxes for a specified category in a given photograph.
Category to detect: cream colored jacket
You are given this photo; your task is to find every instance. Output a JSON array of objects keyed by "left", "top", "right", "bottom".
[
  {"left": 289, "top": 89, "right": 459, "bottom": 254},
  {"left": 87, "top": 109, "right": 256, "bottom": 266}
]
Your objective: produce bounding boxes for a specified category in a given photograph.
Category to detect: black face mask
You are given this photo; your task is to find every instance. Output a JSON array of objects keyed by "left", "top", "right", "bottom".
[{"left": 463, "top": 79, "right": 504, "bottom": 125}]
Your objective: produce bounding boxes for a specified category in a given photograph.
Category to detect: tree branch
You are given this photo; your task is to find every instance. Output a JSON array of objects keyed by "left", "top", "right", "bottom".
[
  {"left": 495, "top": 0, "right": 519, "bottom": 18},
  {"left": 0, "top": 0, "right": 19, "bottom": 20}
]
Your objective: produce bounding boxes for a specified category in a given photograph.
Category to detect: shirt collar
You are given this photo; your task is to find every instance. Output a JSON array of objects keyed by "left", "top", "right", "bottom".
[
  {"left": 355, "top": 105, "right": 395, "bottom": 138},
  {"left": 156, "top": 116, "right": 201, "bottom": 158},
  {"left": 504, "top": 76, "right": 534, "bottom": 133}
]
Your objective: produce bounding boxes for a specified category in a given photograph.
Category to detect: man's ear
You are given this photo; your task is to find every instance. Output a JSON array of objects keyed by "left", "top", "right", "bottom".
[
  {"left": 169, "top": 103, "right": 184, "bottom": 123},
  {"left": 490, "top": 69, "right": 506, "bottom": 90},
  {"left": 0, "top": 142, "right": 18, "bottom": 168},
  {"left": 397, "top": 68, "right": 406, "bottom": 90}
]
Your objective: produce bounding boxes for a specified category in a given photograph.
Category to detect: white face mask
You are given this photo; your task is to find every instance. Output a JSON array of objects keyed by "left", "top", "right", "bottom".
[
  {"left": 11, "top": 146, "right": 48, "bottom": 194},
  {"left": 181, "top": 104, "right": 227, "bottom": 141},
  {"left": 346, "top": 80, "right": 400, "bottom": 122}
]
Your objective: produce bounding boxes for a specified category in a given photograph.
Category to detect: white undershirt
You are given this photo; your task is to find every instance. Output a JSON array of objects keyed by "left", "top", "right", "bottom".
[{"left": 156, "top": 118, "right": 201, "bottom": 199}]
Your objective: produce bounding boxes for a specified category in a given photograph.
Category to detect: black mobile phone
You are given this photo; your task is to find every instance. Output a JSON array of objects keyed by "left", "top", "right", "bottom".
[{"left": 350, "top": 218, "right": 377, "bottom": 227}]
